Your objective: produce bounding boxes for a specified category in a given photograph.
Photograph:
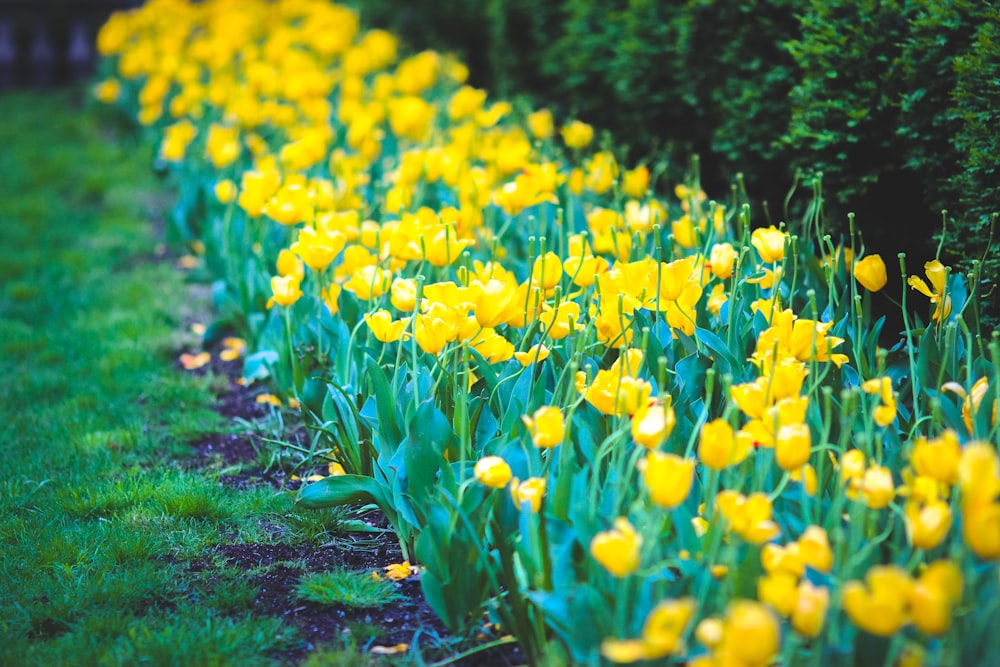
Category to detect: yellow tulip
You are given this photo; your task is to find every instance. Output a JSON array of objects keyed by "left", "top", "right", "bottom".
[
  {"left": 561, "top": 120, "right": 593, "bottom": 149},
  {"left": 719, "top": 601, "right": 781, "bottom": 667},
  {"left": 364, "top": 310, "right": 409, "bottom": 343},
  {"left": 270, "top": 275, "right": 302, "bottom": 307},
  {"left": 510, "top": 476, "right": 547, "bottom": 512},
  {"left": 631, "top": 402, "right": 676, "bottom": 449},
  {"left": 641, "top": 451, "right": 694, "bottom": 508},
  {"left": 758, "top": 571, "right": 799, "bottom": 616},
  {"left": 775, "top": 423, "right": 812, "bottom": 471},
  {"left": 751, "top": 225, "right": 787, "bottom": 263},
  {"left": 791, "top": 581, "right": 829, "bottom": 637},
  {"left": 621, "top": 165, "right": 650, "bottom": 200},
  {"left": 907, "top": 259, "right": 953, "bottom": 321},
  {"left": 527, "top": 108, "right": 554, "bottom": 140},
  {"left": 842, "top": 566, "right": 913, "bottom": 636},
  {"left": 905, "top": 499, "right": 953, "bottom": 550},
  {"left": 854, "top": 254, "right": 888, "bottom": 291},
  {"left": 514, "top": 344, "right": 550, "bottom": 367},
  {"left": 860, "top": 465, "right": 896, "bottom": 509},
  {"left": 715, "top": 491, "right": 782, "bottom": 544},
  {"left": 699, "top": 419, "right": 751, "bottom": 470},
  {"left": 797, "top": 525, "right": 834, "bottom": 573},
  {"left": 601, "top": 598, "right": 694, "bottom": 662},
  {"left": 910, "top": 561, "right": 963, "bottom": 636},
  {"left": 474, "top": 456, "right": 512, "bottom": 488},
  {"left": 521, "top": 406, "right": 565, "bottom": 448},
  {"left": 590, "top": 517, "right": 642, "bottom": 577},
  {"left": 709, "top": 242, "right": 737, "bottom": 279}
]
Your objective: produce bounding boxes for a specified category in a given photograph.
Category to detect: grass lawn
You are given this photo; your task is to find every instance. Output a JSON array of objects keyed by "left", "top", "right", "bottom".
[{"left": 0, "top": 91, "right": 485, "bottom": 667}]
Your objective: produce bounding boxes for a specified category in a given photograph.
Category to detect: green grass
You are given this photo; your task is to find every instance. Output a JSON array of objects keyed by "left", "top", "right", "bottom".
[
  {"left": 295, "top": 569, "right": 404, "bottom": 609},
  {"left": 0, "top": 91, "right": 352, "bottom": 666}
]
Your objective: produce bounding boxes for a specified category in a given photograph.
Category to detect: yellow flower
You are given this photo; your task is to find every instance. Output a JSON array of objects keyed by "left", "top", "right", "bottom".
[
  {"left": 698, "top": 419, "right": 752, "bottom": 470},
  {"left": 910, "top": 560, "right": 963, "bottom": 636},
  {"left": 640, "top": 451, "right": 694, "bottom": 508},
  {"left": 561, "top": 120, "right": 594, "bottom": 149},
  {"left": 93, "top": 78, "right": 121, "bottom": 103},
  {"left": 715, "top": 491, "right": 782, "bottom": 544},
  {"left": 474, "top": 456, "right": 512, "bottom": 488},
  {"left": 841, "top": 566, "right": 913, "bottom": 636},
  {"left": 321, "top": 284, "right": 341, "bottom": 315},
  {"left": 862, "top": 376, "right": 897, "bottom": 426},
  {"left": 277, "top": 248, "right": 305, "bottom": 281},
  {"left": 364, "top": 310, "right": 409, "bottom": 343},
  {"left": 907, "top": 259, "right": 953, "bottom": 321},
  {"left": 414, "top": 312, "right": 455, "bottom": 355},
  {"left": 709, "top": 242, "right": 737, "bottom": 279},
  {"left": 631, "top": 402, "right": 676, "bottom": 449},
  {"left": 860, "top": 465, "right": 896, "bottom": 509},
  {"left": 179, "top": 351, "right": 211, "bottom": 370},
  {"left": 962, "top": 501, "right": 1000, "bottom": 559},
  {"left": 527, "top": 108, "right": 554, "bottom": 140},
  {"left": 854, "top": 254, "right": 888, "bottom": 291},
  {"left": 383, "top": 561, "right": 418, "bottom": 581},
  {"left": 957, "top": 442, "right": 1000, "bottom": 505},
  {"left": 591, "top": 517, "right": 642, "bottom": 577},
  {"left": 514, "top": 344, "right": 550, "bottom": 367},
  {"left": 344, "top": 265, "right": 391, "bottom": 300},
  {"left": 521, "top": 406, "right": 565, "bottom": 448},
  {"left": 215, "top": 179, "right": 238, "bottom": 204},
  {"left": 621, "top": 165, "right": 650, "bottom": 200},
  {"left": 291, "top": 227, "right": 346, "bottom": 271},
  {"left": 270, "top": 275, "right": 303, "bottom": 307},
  {"left": 220, "top": 337, "right": 245, "bottom": 361},
  {"left": 718, "top": 601, "right": 781, "bottom": 667},
  {"left": 905, "top": 499, "right": 953, "bottom": 550},
  {"left": 775, "top": 423, "right": 812, "bottom": 471},
  {"left": 390, "top": 278, "right": 418, "bottom": 312},
  {"left": 600, "top": 598, "right": 694, "bottom": 663},
  {"left": 942, "top": 377, "right": 997, "bottom": 434},
  {"left": 751, "top": 225, "right": 787, "bottom": 263},
  {"left": 510, "top": 476, "right": 546, "bottom": 512},
  {"left": 468, "top": 279, "right": 523, "bottom": 328},
  {"left": 797, "top": 525, "right": 834, "bottom": 573},
  {"left": 531, "top": 252, "right": 563, "bottom": 290},
  {"left": 791, "top": 580, "right": 829, "bottom": 637},
  {"left": 790, "top": 463, "right": 818, "bottom": 496},
  {"left": 758, "top": 571, "right": 799, "bottom": 616}
]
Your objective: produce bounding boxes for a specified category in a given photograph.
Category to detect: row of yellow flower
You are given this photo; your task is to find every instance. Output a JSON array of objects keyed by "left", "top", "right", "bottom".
[{"left": 96, "top": 0, "right": 999, "bottom": 664}]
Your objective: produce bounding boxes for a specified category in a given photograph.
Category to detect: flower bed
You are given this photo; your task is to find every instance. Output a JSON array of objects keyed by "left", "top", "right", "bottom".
[{"left": 95, "top": 1, "right": 999, "bottom": 664}]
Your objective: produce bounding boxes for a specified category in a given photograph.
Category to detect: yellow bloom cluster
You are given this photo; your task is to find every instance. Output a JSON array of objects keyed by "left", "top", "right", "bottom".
[{"left": 96, "top": 1, "right": 998, "bottom": 663}]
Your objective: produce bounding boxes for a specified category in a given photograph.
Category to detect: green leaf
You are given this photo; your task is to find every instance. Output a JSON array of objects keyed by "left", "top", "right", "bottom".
[
  {"left": 365, "top": 356, "right": 402, "bottom": 447},
  {"left": 694, "top": 325, "right": 740, "bottom": 377},
  {"left": 297, "top": 474, "right": 388, "bottom": 510}
]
